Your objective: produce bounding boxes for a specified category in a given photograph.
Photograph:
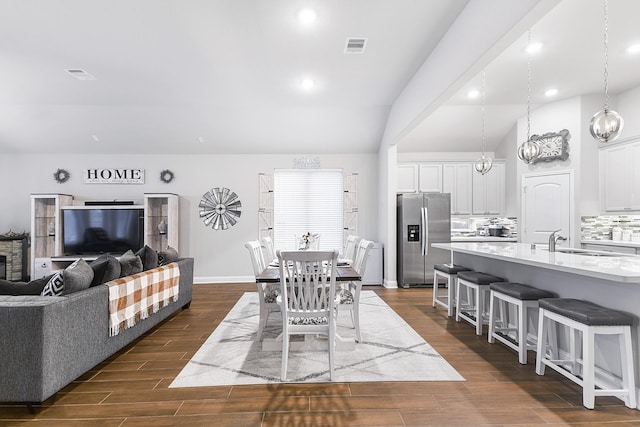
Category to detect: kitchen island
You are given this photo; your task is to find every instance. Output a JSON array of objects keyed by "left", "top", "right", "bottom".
[{"left": 433, "top": 242, "right": 640, "bottom": 408}]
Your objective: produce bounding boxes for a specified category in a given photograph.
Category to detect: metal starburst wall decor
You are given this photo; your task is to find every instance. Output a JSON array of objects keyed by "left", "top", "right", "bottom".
[{"left": 199, "top": 187, "right": 242, "bottom": 230}]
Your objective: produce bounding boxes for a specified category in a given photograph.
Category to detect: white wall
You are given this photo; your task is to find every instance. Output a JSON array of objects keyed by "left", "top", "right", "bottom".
[
  {"left": 495, "top": 125, "right": 518, "bottom": 216},
  {"left": 619, "top": 85, "right": 640, "bottom": 138},
  {"left": 0, "top": 153, "right": 378, "bottom": 282}
]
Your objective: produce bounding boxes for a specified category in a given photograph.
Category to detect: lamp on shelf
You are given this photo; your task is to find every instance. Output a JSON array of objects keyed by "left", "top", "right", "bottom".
[
  {"left": 473, "top": 70, "right": 493, "bottom": 175},
  {"left": 517, "top": 29, "right": 540, "bottom": 164},
  {"left": 589, "top": 0, "right": 623, "bottom": 143}
]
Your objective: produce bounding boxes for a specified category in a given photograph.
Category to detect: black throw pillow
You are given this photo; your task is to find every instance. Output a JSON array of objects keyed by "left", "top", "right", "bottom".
[
  {"left": 158, "top": 246, "right": 179, "bottom": 266},
  {"left": 89, "top": 254, "right": 122, "bottom": 286},
  {"left": 119, "top": 250, "right": 143, "bottom": 277},
  {"left": 136, "top": 245, "right": 159, "bottom": 271},
  {"left": 0, "top": 275, "right": 53, "bottom": 295}
]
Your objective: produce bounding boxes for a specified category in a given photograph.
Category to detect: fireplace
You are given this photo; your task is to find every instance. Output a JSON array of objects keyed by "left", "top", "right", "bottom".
[{"left": 0, "top": 236, "right": 29, "bottom": 281}]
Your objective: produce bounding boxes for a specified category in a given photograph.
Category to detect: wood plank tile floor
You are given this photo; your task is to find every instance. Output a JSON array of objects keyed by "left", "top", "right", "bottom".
[{"left": 2, "top": 284, "right": 640, "bottom": 426}]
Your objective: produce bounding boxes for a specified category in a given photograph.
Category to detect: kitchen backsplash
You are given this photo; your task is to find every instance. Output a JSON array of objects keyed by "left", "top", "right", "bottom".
[
  {"left": 451, "top": 217, "right": 517, "bottom": 237},
  {"left": 581, "top": 215, "right": 640, "bottom": 241}
]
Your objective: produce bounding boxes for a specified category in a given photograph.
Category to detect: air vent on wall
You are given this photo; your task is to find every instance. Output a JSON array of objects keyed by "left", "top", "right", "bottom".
[
  {"left": 344, "top": 37, "right": 367, "bottom": 54},
  {"left": 65, "top": 69, "right": 96, "bottom": 81}
]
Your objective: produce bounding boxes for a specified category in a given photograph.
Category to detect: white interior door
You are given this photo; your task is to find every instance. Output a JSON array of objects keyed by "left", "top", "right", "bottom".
[{"left": 521, "top": 171, "right": 573, "bottom": 245}]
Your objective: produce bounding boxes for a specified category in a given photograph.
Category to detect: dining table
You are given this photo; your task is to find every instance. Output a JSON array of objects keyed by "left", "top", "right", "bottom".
[{"left": 256, "top": 262, "right": 361, "bottom": 352}]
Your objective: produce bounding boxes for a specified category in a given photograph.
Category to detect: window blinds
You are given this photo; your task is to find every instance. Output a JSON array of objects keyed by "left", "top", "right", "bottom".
[{"left": 273, "top": 169, "right": 343, "bottom": 252}]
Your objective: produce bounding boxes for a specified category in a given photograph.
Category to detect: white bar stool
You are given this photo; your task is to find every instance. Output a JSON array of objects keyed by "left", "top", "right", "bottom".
[
  {"left": 535, "top": 298, "right": 637, "bottom": 410},
  {"left": 488, "top": 282, "right": 555, "bottom": 364},
  {"left": 433, "top": 263, "right": 471, "bottom": 317},
  {"left": 455, "top": 271, "right": 504, "bottom": 335}
]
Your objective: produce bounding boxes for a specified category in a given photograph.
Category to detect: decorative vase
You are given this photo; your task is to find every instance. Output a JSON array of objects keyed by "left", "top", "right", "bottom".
[
  {"left": 47, "top": 221, "right": 55, "bottom": 236},
  {"left": 158, "top": 220, "right": 167, "bottom": 235}
]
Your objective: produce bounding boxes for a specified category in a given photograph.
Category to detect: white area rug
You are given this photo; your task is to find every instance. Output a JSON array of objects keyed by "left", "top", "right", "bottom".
[{"left": 170, "top": 291, "right": 464, "bottom": 386}]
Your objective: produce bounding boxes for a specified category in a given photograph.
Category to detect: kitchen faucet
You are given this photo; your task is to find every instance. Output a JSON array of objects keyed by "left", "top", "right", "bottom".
[{"left": 548, "top": 229, "right": 567, "bottom": 252}]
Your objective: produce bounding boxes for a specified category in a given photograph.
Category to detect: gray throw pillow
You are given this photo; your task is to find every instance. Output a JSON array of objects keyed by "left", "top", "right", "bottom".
[
  {"left": 158, "top": 246, "right": 179, "bottom": 266},
  {"left": 62, "top": 258, "right": 94, "bottom": 295},
  {"left": 119, "top": 250, "right": 143, "bottom": 277},
  {"left": 89, "top": 254, "right": 121, "bottom": 286},
  {"left": 0, "top": 275, "right": 53, "bottom": 295},
  {"left": 136, "top": 245, "right": 159, "bottom": 271}
]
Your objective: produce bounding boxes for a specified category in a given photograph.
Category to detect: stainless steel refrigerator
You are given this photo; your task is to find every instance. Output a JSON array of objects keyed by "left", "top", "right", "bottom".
[{"left": 397, "top": 193, "right": 451, "bottom": 288}]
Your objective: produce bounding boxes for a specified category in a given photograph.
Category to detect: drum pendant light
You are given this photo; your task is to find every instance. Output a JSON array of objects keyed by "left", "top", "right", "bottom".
[
  {"left": 474, "top": 70, "right": 493, "bottom": 175},
  {"left": 518, "top": 29, "right": 540, "bottom": 164},
  {"left": 590, "top": 0, "right": 624, "bottom": 143}
]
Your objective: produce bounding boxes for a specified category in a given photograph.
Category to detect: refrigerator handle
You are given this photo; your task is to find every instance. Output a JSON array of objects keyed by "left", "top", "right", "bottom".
[{"left": 421, "top": 206, "right": 429, "bottom": 256}]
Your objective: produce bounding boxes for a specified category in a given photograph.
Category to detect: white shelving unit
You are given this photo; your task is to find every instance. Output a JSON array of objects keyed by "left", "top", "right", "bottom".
[{"left": 144, "top": 193, "right": 179, "bottom": 251}]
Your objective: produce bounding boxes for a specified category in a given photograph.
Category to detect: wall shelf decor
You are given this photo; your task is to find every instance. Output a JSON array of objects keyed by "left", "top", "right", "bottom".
[
  {"left": 530, "top": 129, "right": 570, "bottom": 163},
  {"left": 199, "top": 187, "right": 242, "bottom": 230}
]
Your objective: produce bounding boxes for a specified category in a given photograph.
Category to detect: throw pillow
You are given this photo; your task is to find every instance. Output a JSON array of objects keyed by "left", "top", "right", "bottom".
[
  {"left": 0, "top": 275, "right": 52, "bottom": 295},
  {"left": 41, "top": 271, "right": 64, "bottom": 296},
  {"left": 136, "top": 245, "right": 159, "bottom": 271},
  {"left": 89, "top": 254, "right": 121, "bottom": 286},
  {"left": 119, "top": 249, "right": 143, "bottom": 277},
  {"left": 158, "top": 246, "right": 179, "bottom": 266},
  {"left": 62, "top": 259, "right": 94, "bottom": 295}
]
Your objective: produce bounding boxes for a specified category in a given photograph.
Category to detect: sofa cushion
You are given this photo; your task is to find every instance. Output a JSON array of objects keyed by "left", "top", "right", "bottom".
[
  {"left": 158, "top": 246, "right": 179, "bottom": 266},
  {"left": 41, "top": 271, "right": 64, "bottom": 296},
  {"left": 89, "top": 254, "right": 121, "bottom": 286},
  {"left": 0, "top": 275, "right": 53, "bottom": 295},
  {"left": 62, "top": 259, "right": 94, "bottom": 295},
  {"left": 119, "top": 250, "right": 143, "bottom": 277},
  {"left": 136, "top": 245, "right": 159, "bottom": 271}
]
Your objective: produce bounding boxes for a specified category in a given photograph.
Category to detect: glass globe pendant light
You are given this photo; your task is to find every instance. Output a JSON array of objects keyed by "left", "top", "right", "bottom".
[
  {"left": 517, "top": 29, "right": 540, "bottom": 164},
  {"left": 474, "top": 70, "right": 493, "bottom": 175},
  {"left": 590, "top": 0, "right": 623, "bottom": 143}
]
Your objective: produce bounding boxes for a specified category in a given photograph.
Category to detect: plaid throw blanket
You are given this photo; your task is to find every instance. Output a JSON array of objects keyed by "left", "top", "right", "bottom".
[{"left": 106, "top": 262, "right": 180, "bottom": 337}]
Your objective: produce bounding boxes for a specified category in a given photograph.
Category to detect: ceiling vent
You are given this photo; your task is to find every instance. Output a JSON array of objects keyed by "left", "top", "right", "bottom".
[
  {"left": 344, "top": 37, "right": 367, "bottom": 54},
  {"left": 65, "top": 69, "right": 96, "bottom": 81}
]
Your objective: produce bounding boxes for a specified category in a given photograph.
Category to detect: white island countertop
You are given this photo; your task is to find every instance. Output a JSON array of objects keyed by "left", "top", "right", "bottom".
[{"left": 432, "top": 242, "right": 640, "bottom": 283}]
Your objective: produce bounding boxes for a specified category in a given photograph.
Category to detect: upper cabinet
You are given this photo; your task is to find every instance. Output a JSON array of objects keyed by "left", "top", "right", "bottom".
[
  {"left": 443, "top": 163, "right": 472, "bottom": 215},
  {"left": 397, "top": 161, "right": 505, "bottom": 216},
  {"left": 396, "top": 163, "right": 442, "bottom": 193},
  {"left": 600, "top": 141, "right": 640, "bottom": 212},
  {"left": 472, "top": 162, "right": 505, "bottom": 215}
]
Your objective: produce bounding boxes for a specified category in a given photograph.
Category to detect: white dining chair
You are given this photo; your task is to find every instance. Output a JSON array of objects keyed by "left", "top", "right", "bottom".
[
  {"left": 277, "top": 249, "right": 338, "bottom": 381},
  {"left": 338, "top": 239, "right": 374, "bottom": 342},
  {"left": 343, "top": 235, "right": 361, "bottom": 264},
  {"left": 244, "top": 240, "right": 280, "bottom": 341},
  {"left": 261, "top": 236, "right": 276, "bottom": 264}
]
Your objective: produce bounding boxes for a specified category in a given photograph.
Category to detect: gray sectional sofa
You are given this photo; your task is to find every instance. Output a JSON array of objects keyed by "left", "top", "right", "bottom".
[{"left": 0, "top": 257, "right": 194, "bottom": 408}]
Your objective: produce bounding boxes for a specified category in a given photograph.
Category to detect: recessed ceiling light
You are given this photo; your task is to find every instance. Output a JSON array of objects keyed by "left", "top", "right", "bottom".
[
  {"left": 545, "top": 88, "right": 558, "bottom": 97},
  {"left": 298, "top": 8, "right": 317, "bottom": 24},
  {"left": 300, "top": 78, "right": 315, "bottom": 91},
  {"left": 525, "top": 42, "right": 543, "bottom": 54},
  {"left": 65, "top": 69, "right": 96, "bottom": 81},
  {"left": 467, "top": 89, "right": 480, "bottom": 99},
  {"left": 91, "top": 134, "right": 100, "bottom": 142},
  {"left": 197, "top": 136, "right": 205, "bottom": 143},
  {"left": 627, "top": 43, "right": 640, "bottom": 54}
]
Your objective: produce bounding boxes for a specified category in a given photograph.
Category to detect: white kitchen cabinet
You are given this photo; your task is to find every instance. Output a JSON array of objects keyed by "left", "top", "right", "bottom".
[
  {"left": 397, "top": 164, "right": 418, "bottom": 193},
  {"left": 600, "top": 142, "right": 640, "bottom": 212},
  {"left": 443, "top": 163, "right": 472, "bottom": 215},
  {"left": 472, "top": 162, "right": 505, "bottom": 215},
  {"left": 418, "top": 164, "right": 442, "bottom": 193}
]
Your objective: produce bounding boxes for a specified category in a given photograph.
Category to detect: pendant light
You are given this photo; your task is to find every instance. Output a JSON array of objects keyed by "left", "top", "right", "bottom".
[
  {"left": 474, "top": 70, "right": 493, "bottom": 175},
  {"left": 590, "top": 0, "right": 623, "bottom": 143},
  {"left": 517, "top": 29, "right": 540, "bottom": 164}
]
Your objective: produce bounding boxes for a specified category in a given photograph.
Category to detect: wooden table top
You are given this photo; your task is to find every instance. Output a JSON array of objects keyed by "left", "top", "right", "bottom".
[{"left": 256, "top": 265, "right": 360, "bottom": 283}]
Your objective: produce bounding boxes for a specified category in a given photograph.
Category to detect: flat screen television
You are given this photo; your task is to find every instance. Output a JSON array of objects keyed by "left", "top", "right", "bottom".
[{"left": 62, "top": 207, "right": 144, "bottom": 256}]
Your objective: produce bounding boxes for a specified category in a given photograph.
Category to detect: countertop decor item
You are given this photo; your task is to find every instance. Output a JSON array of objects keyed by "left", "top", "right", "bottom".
[
  {"left": 590, "top": 0, "right": 624, "bottom": 143},
  {"left": 199, "top": 187, "right": 242, "bottom": 230},
  {"left": 473, "top": 70, "right": 492, "bottom": 175},
  {"left": 160, "top": 169, "right": 174, "bottom": 183},
  {"left": 53, "top": 168, "right": 70, "bottom": 183}
]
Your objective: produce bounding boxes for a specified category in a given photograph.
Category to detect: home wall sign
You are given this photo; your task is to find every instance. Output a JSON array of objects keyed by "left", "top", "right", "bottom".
[
  {"left": 84, "top": 168, "right": 145, "bottom": 184},
  {"left": 199, "top": 187, "right": 242, "bottom": 230},
  {"left": 530, "top": 129, "right": 570, "bottom": 163}
]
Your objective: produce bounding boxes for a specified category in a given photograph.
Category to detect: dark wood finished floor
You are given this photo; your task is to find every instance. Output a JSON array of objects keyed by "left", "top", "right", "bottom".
[{"left": 2, "top": 284, "right": 640, "bottom": 426}]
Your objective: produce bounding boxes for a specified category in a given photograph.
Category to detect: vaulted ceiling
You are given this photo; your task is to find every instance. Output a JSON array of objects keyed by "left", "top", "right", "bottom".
[{"left": 1, "top": 0, "right": 639, "bottom": 155}]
